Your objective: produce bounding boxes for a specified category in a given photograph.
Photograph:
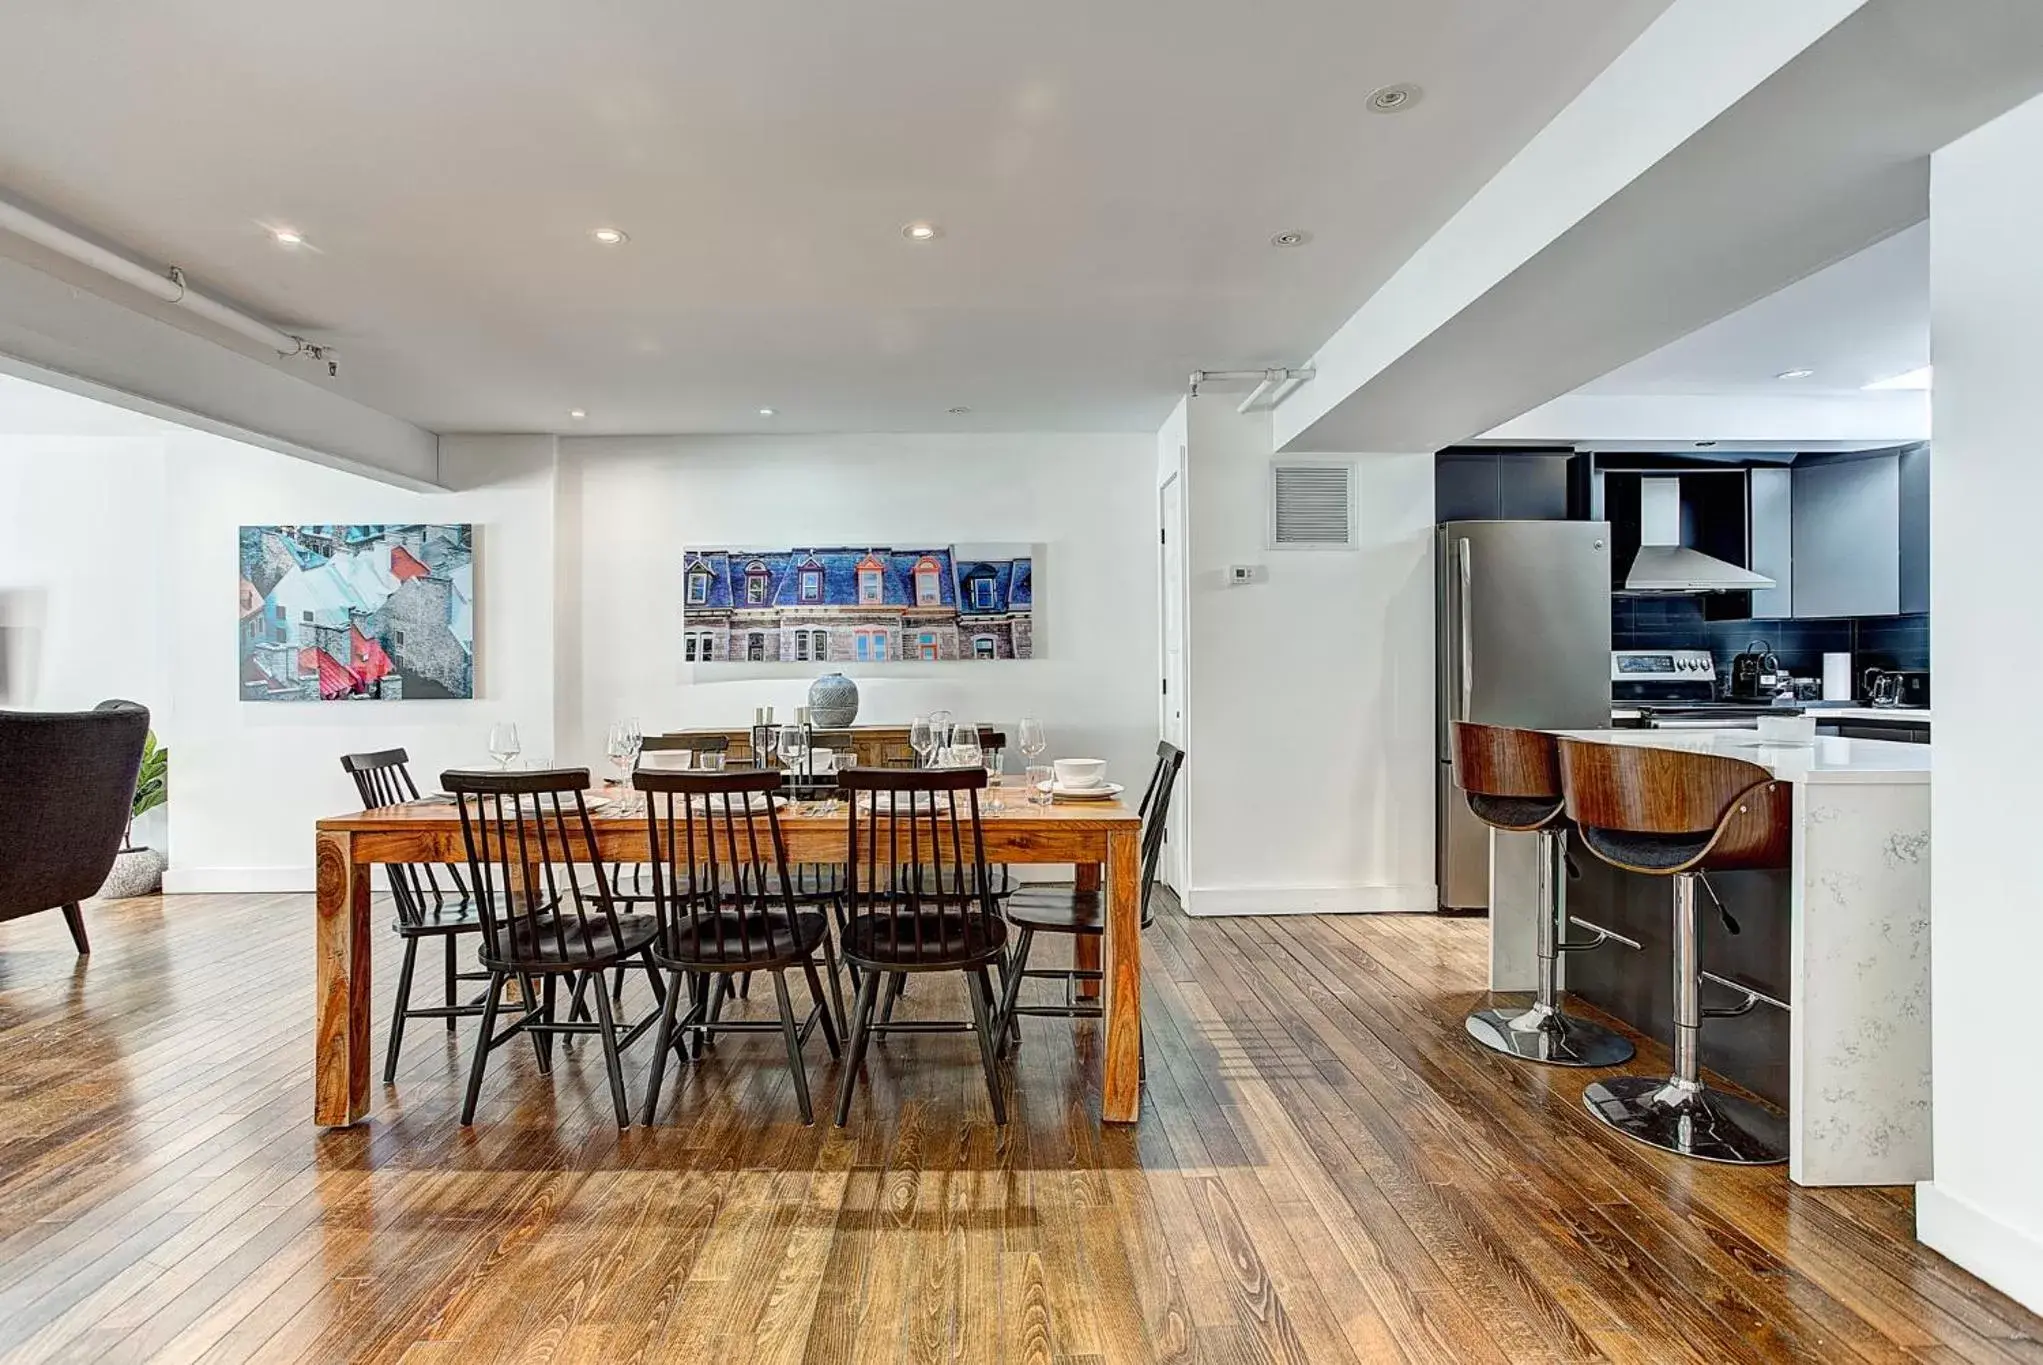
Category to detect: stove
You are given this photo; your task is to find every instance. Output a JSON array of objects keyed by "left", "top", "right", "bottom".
[{"left": 1612, "top": 650, "right": 1804, "bottom": 729}]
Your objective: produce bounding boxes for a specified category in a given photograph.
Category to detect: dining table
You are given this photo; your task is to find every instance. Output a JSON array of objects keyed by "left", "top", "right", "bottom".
[{"left": 312, "top": 784, "right": 1146, "bottom": 1128}]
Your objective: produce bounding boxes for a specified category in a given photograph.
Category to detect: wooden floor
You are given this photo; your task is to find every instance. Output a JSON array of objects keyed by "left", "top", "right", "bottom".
[{"left": 2, "top": 896, "right": 2039, "bottom": 1365}]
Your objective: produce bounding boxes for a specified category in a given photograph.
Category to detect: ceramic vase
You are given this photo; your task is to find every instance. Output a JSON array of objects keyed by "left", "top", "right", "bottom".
[{"left": 808, "top": 672, "right": 859, "bottom": 728}]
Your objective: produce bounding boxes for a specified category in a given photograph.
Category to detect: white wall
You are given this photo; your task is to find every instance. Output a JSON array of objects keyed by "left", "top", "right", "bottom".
[
  {"left": 558, "top": 434, "right": 1158, "bottom": 800},
  {"left": 1917, "top": 90, "right": 2043, "bottom": 1313},
  {"left": 1178, "top": 398, "right": 1435, "bottom": 914},
  {"left": 159, "top": 434, "right": 557, "bottom": 890}
]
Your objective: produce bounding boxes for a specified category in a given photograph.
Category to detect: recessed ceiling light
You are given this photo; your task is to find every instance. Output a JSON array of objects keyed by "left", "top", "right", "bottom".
[
  {"left": 1367, "top": 83, "right": 1422, "bottom": 114},
  {"left": 568, "top": 409, "right": 586, "bottom": 419},
  {"left": 1271, "top": 230, "right": 1311, "bottom": 249},
  {"left": 1695, "top": 441, "right": 1719, "bottom": 448},
  {"left": 902, "top": 221, "right": 943, "bottom": 242},
  {"left": 271, "top": 227, "right": 305, "bottom": 247},
  {"left": 1776, "top": 368, "right": 1815, "bottom": 380},
  {"left": 947, "top": 406, "right": 972, "bottom": 414},
  {"left": 590, "top": 227, "right": 629, "bottom": 246},
  {"left": 757, "top": 407, "right": 777, "bottom": 417},
  {"left": 1864, "top": 365, "right": 1932, "bottom": 391}
]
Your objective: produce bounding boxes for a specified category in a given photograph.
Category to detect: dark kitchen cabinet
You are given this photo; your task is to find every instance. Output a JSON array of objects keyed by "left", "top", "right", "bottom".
[{"left": 1435, "top": 451, "right": 1571, "bottom": 522}]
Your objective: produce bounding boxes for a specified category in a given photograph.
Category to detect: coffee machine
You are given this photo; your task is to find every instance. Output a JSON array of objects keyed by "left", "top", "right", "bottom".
[{"left": 1728, "top": 641, "right": 1782, "bottom": 700}]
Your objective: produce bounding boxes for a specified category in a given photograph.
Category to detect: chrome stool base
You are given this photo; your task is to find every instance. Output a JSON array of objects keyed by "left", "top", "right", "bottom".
[
  {"left": 1583, "top": 1075, "right": 1787, "bottom": 1165},
  {"left": 1465, "top": 1001, "right": 1635, "bottom": 1068}
]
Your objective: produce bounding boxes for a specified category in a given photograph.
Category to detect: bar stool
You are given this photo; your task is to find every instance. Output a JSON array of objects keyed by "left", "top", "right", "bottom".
[
  {"left": 1452, "top": 723, "right": 1635, "bottom": 1067},
  {"left": 1557, "top": 738, "right": 1792, "bottom": 1165}
]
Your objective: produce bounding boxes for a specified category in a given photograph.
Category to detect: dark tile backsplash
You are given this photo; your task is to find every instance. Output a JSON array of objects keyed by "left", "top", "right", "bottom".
[{"left": 1612, "top": 595, "right": 1928, "bottom": 698}]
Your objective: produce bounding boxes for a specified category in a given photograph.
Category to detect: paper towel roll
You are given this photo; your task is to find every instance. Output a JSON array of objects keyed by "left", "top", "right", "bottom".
[{"left": 1823, "top": 652, "right": 1853, "bottom": 702}]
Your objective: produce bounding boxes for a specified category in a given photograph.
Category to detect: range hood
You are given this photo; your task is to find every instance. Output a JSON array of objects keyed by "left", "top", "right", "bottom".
[{"left": 1624, "top": 477, "right": 1776, "bottom": 593}]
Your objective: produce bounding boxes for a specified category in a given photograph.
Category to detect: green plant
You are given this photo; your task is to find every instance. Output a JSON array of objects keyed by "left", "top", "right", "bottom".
[{"left": 132, "top": 730, "right": 168, "bottom": 821}]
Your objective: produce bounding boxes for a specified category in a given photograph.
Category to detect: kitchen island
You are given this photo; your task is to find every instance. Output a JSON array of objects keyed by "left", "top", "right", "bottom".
[{"left": 1486, "top": 728, "right": 1930, "bottom": 1186}]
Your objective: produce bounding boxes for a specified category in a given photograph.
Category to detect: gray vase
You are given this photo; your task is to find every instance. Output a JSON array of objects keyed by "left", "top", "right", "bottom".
[{"left": 808, "top": 672, "right": 859, "bottom": 728}]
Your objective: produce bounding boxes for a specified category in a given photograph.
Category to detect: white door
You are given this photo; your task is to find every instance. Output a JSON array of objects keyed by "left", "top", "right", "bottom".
[{"left": 1159, "top": 472, "right": 1187, "bottom": 892}]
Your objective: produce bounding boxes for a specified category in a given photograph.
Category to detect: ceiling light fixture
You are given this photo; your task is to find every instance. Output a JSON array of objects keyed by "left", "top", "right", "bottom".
[
  {"left": 590, "top": 227, "right": 629, "bottom": 246},
  {"left": 1271, "top": 230, "right": 1311, "bottom": 249},
  {"left": 569, "top": 409, "right": 586, "bottom": 419},
  {"left": 757, "top": 407, "right": 777, "bottom": 417},
  {"left": 1367, "top": 83, "right": 1422, "bottom": 114},
  {"left": 902, "top": 221, "right": 943, "bottom": 242},
  {"left": 271, "top": 227, "right": 305, "bottom": 247},
  {"left": 1864, "top": 365, "right": 1932, "bottom": 391},
  {"left": 948, "top": 406, "right": 972, "bottom": 414},
  {"left": 1776, "top": 368, "right": 1815, "bottom": 380},
  {"left": 1695, "top": 441, "right": 1718, "bottom": 448}
]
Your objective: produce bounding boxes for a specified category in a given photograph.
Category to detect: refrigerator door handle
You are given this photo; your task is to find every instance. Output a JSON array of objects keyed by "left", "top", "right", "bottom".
[{"left": 1458, "top": 536, "right": 1473, "bottom": 721}]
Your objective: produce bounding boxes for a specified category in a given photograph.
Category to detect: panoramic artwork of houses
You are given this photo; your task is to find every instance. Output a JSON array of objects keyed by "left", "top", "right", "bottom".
[
  {"left": 682, "top": 544, "right": 1034, "bottom": 663},
  {"left": 238, "top": 524, "right": 474, "bottom": 701}
]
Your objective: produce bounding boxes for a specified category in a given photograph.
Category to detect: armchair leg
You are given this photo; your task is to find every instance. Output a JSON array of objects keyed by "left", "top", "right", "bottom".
[{"left": 60, "top": 903, "right": 89, "bottom": 955}]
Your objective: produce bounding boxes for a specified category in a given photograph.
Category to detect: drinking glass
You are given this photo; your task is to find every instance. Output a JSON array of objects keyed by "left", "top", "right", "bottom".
[
  {"left": 779, "top": 725, "right": 808, "bottom": 776},
  {"left": 910, "top": 714, "right": 937, "bottom": 768},
  {"left": 931, "top": 709, "right": 954, "bottom": 762},
  {"left": 698, "top": 749, "right": 726, "bottom": 773},
  {"left": 1018, "top": 716, "right": 1047, "bottom": 765},
  {"left": 1026, "top": 764, "right": 1055, "bottom": 806},
  {"left": 606, "top": 719, "right": 642, "bottom": 812},
  {"left": 949, "top": 723, "right": 983, "bottom": 771},
  {"left": 488, "top": 721, "right": 521, "bottom": 770}
]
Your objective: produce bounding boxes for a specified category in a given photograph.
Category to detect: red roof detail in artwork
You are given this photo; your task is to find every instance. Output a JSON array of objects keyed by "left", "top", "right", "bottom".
[
  {"left": 351, "top": 626, "right": 394, "bottom": 684},
  {"left": 389, "top": 546, "right": 430, "bottom": 581},
  {"left": 299, "top": 646, "right": 362, "bottom": 699}
]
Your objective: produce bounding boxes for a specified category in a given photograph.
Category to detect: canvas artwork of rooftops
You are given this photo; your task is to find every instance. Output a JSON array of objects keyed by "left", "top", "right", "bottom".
[
  {"left": 239, "top": 524, "right": 474, "bottom": 701},
  {"left": 682, "top": 545, "right": 1034, "bottom": 663}
]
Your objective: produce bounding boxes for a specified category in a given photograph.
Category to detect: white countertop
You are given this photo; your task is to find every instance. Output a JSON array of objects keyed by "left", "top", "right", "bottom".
[
  {"left": 1608, "top": 705, "right": 1930, "bottom": 724},
  {"left": 1552, "top": 727, "right": 1930, "bottom": 785}
]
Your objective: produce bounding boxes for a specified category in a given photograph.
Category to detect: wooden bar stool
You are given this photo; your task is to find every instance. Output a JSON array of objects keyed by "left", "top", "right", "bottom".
[
  {"left": 1557, "top": 738, "right": 1792, "bottom": 1165},
  {"left": 1452, "top": 723, "right": 1635, "bottom": 1067}
]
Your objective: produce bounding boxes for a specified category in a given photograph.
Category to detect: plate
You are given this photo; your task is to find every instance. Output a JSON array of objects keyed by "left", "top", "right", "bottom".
[{"left": 1036, "top": 781, "right": 1126, "bottom": 801}]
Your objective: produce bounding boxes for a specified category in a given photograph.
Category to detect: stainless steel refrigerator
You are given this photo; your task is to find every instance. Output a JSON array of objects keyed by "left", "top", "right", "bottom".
[{"left": 1437, "top": 520, "right": 1612, "bottom": 911}]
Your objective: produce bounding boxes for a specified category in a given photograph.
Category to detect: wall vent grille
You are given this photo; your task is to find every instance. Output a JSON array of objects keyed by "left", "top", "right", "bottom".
[{"left": 1271, "top": 462, "right": 1354, "bottom": 547}]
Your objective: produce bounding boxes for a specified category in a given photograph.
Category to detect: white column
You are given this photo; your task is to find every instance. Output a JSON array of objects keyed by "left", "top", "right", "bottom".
[{"left": 1918, "top": 89, "right": 2043, "bottom": 1311}]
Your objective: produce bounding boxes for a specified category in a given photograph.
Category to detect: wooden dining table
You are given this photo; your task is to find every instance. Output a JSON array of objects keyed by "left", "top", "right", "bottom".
[{"left": 312, "top": 786, "right": 1146, "bottom": 1128}]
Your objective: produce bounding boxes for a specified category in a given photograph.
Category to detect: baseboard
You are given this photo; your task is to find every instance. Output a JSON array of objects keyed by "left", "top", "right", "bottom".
[
  {"left": 1182, "top": 884, "right": 1437, "bottom": 917},
  {"left": 162, "top": 866, "right": 316, "bottom": 895},
  {"left": 1917, "top": 1182, "right": 2043, "bottom": 1314}
]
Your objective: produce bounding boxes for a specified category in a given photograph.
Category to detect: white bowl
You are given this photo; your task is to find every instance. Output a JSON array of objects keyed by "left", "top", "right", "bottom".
[
  {"left": 1755, "top": 713, "right": 1817, "bottom": 744},
  {"left": 1053, "top": 757, "right": 1108, "bottom": 790}
]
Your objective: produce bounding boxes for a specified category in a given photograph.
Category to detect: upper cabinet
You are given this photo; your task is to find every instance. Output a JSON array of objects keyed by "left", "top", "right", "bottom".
[
  {"left": 1435, "top": 451, "right": 1574, "bottom": 522},
  {"left": 1749, "top": 446, "right": 1930, "bottom": 619}
]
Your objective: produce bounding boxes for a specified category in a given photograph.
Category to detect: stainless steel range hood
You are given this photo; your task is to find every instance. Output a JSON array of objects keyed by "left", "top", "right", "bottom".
[{"left": 1624, "top": 477, "right": 1776, "bottom": 593}]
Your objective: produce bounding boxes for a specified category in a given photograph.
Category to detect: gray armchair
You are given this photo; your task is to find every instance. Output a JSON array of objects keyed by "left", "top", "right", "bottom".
[{"left": 0, "top": 700, "right": 150, "bottom": 953}]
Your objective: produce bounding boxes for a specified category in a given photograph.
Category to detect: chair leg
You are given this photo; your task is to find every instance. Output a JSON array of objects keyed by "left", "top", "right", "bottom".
[
  {"left": 442, "top": 936, "right": 460, "bottom": 1033},
  {"left": 738, "top": 972, "right": 752, "bottom": 1000},
  {"left": 640, "top": 948, "right": 667, "bottom": 1007},
  {"left": 538, "top": 974, "right": 558, "bottom": 1074},
  {"left": 384, "top": 938, "right": 421, "bottom": 1085},
  {"left": 590, "top": 969, "right": 632, "bottom": 1130},
  {"left": 772, "top": 970, "right": 816, "bottom": 1125},
  {"left": 521, "top": 974, "right": 551, "bottom": 1075},
  {"left": 461, "top": 971, "right": 506, "bottom": 1125},
  {"left": 835, "top": 969, "right": 882, "bottom": 1127},
  {"left": 802, "top": 957, "right": 843, "bottom": 1057},
  {"left": 59, "top": 903, "right": 89, "bottom": 955},
  {"left": 994, "top": 927, "right": 1034, "bottom": 1059},
  {"left": 821, "top": 937, "right": 850, "bottom": 1042},
  {"left": 966, "top": 967, "right": 1009, "bottom": 1126},
  {"left": 641, "top": 968, "right": 687, "bottom": 1125},
  {"left": 879, "top": 971, "right": 906, "bottom": 1028}
]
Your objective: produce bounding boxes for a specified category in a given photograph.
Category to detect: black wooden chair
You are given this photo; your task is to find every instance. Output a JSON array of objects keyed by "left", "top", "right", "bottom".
[
  {"left": 834, "top": 767, "right": 1010, "bottom": 1126},
  {"left": 994, "top": 742, "right": 1184, "bottom": 1056},
  {"left": 0, "top": 700, "right": 149, "bottom": 955},
  {"left": 340, "top": 748, "right": 497, "bottom": 1084},
  {"left": 441, "top": 767, "right": 665, "bottom": 1128},
  {"left": 635, "top": 768, "right": 847, "bottom": 1125}
]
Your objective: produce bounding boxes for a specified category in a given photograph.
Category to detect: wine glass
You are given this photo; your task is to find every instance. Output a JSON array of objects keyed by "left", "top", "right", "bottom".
[
  {"left": 606, "top": 719, "right": 642, "bottom": 812},
  {"left": 949, "top": 723, "right": 983, "bottom": 771},
  {"left": 1018, "top": 717, "right": 1047, "bottom": 767},
  {"left": 779, "top": 725, "right": 809, "bottom": 789},
  {"left": 910, "top": 715, "right": 937, "bottom": 769},
  {"left": 488, "top": 721, "right": 521, "bottom": 770}
]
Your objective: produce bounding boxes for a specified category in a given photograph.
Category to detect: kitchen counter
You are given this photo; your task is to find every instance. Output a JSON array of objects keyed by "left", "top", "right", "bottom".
[
  {"left": 1484, "top": 726, "right": 1930, "bottom": 1186},
  {"left": 1610, "top": 705, "right": 1930, "bottom": 725}
]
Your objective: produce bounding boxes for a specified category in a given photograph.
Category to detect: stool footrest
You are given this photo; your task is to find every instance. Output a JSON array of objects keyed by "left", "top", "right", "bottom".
[
  {"left": 1561, "top": 916, "right": 1642, "bottom": 953},
  {"left": 1699, "top": 969, "right": 1789, "bottom": 1016}
]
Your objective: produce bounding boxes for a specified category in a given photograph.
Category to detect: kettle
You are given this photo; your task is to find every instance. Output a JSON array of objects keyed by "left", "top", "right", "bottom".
[{"left": 1729, "top": 641, "right": 1781, "bottom": 700}]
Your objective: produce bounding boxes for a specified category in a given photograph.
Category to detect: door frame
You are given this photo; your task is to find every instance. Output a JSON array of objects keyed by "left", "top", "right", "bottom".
[{"left": 1158, "top": 468, "right": 1188, "bottom": 895}]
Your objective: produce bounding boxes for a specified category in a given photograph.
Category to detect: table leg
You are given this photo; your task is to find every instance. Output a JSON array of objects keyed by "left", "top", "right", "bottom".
[
  {"left": 1100, "top": 828, "right": 1142, "bottom": 1124},
  {"left": 315, "top": 829, "right": 373, "bottom": 1126},
  {"left": 1074, "top": 862, "right": 1103, "bottom": 1000}
]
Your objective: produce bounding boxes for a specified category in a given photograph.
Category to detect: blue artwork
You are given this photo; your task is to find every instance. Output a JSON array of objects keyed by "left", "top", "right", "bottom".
[{"left": 682, "top": 544, "right": 1034, "bottom": 663}]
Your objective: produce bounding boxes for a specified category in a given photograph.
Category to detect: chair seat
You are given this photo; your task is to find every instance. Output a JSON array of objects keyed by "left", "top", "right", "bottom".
[
  {"left": 480, "top": 912, "right": 660, "bottom": 970},
  {"left": 391, "top": 897, "right": 484, "bottom": 936},
  {"left": 654, "top": 909, "right": 831, "bottom": 968},
  {"left": 1578, "top": 825, "right": 1716, "bottom": 873},
  {"left": 1002, "top": 887, "right": 1104, "bottom": 934},
  {"left": 843, "top": 912, "right": 1007, "bottom": 968}
]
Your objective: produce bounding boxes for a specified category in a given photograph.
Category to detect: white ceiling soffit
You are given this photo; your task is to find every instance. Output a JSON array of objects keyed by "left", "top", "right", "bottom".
[
  {"left": 1276, "top": 0, "right": 2043, "bottom": 454},
  {"left": 0, "top": 0, "right": 1667, "bottom": 437}
]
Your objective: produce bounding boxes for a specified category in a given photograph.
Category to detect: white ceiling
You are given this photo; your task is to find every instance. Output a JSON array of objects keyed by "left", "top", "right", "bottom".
[
  {"left": 0, "top": 0, "right": 1665, "bottom": 435},
  {"left": 1574, "top": 221, "right": 1928, "bottom": 399}
]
